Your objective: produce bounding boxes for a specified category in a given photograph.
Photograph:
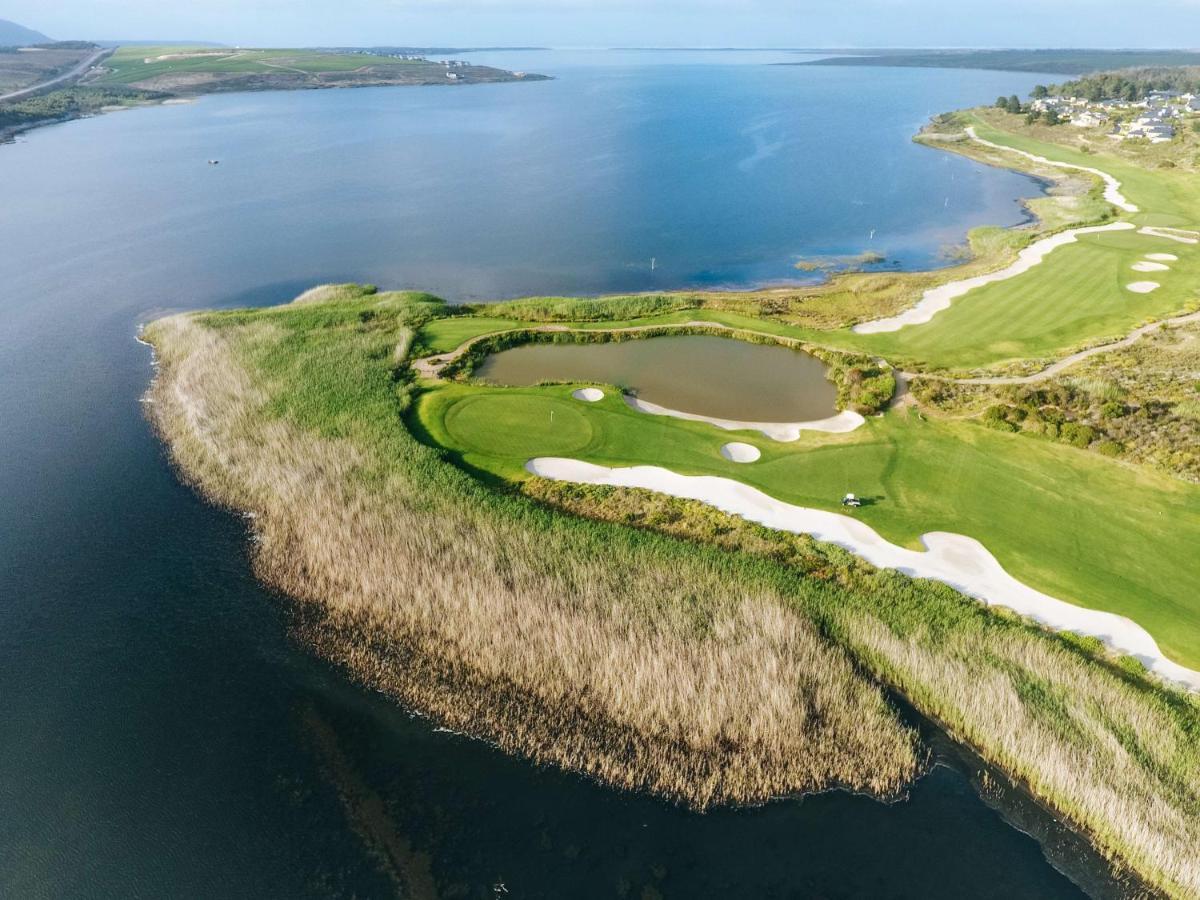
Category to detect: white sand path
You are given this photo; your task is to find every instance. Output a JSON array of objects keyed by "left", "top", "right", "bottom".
[
  {"left": 526, "top": 457, "right": 1200, "bottom": 691},
  {"left": 1126, "top": 281, "right": 1161, "bottom": 294},
  {"left": 966, "top": 126, "right": 1139, "bottom": 213},
  {"left": 623, "top": 395, "right": 865, "bottom": 441},
  {"left": 853, "top": 222, "right": 1136, "bottom": 334}
]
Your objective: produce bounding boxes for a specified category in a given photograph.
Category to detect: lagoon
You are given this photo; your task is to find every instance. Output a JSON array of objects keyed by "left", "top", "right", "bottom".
[{"left": 0, "top": 50, "right": 1116, "bottom": 896}]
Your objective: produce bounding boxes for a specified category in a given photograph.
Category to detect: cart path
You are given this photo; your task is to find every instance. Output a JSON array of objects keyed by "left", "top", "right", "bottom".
[{"left": 908, "top": 307, "right": 1200, "bottom": 387}]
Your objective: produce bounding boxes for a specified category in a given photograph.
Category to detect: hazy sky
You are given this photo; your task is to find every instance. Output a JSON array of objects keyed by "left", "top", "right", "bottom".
[{"left": 8, "top": 0, "right": 1200, "bottom": 48}]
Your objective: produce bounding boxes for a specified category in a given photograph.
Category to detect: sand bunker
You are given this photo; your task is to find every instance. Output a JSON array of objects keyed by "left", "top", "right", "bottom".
[
  {"left": 624, "top": 395, "right": 865, "bottom": 441},
  {"left": 1132, "top": 261, "right": 1170, "bottom": 272},
  {"left": 720, "top": 442, "right": 761, "bottom": 463},
  {"left": 525, "top": 457, "right": 1200, "bottom": 691},
  {"left": 1139, "top": 226, "right": 1199, "bottom": 245},
  {"left": 572, "top": 387, "right": 604, "bottom": 402},
  {"left": 854, "top": 223, "right": 1135, "bottom": 334},
  {"left": 1126, "top": 281, "right": 1161, "bottom": 294},
  {"left": 1145, "top": 253, "right": 1178, "bottom": 262},
  {"left": 967, "top": 126, "right": 1138, "bottom": 212}
]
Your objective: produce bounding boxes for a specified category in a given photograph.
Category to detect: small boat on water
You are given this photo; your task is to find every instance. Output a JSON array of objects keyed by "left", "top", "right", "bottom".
[{"left": 207, "top": 159, "right": 220, "bottom": 165}]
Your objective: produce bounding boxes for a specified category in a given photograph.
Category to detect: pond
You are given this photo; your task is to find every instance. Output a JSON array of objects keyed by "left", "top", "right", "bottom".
[{"left": 473, "top": 334, "right": 839, "bottom": 421}]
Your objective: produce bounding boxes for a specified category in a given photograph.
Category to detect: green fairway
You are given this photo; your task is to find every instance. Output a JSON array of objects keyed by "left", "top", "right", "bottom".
[
  {"left": 416, "top": 316, "right": 525, "bottom": 354},
  {"left": 844, "top": 228, "right": 1200, "bottom": 369},
  {"left": 418, "top": 379, "right": 1200, "bottom": 669},
  {"left": 968, "top": 116, "right": 1200, "bottom": 229}
]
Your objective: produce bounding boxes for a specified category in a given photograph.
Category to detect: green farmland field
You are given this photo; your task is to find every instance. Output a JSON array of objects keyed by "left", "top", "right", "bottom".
[{"left": 95, "top": 46, "right": 428, "bottom": 85}]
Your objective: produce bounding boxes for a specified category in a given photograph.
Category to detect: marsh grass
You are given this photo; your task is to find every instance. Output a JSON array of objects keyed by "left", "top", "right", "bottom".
[
  {"left": 526, "top": 479, "right": 1200, "bottom": 897},
  {"left": 146, "top": 288, "right": 1200, "bottom": 896},
  {"left": 145, "top": 296, "right": 920, "bottom": 809}
]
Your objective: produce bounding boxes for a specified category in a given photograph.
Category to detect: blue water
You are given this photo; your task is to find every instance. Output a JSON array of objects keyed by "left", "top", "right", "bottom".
[{"left": 0, "top": 51, "right": 1123, "bottom": 897}]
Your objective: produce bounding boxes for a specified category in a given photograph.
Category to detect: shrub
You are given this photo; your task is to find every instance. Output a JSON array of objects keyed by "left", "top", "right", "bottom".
[
  {"left": 1095, "top": 440, "right": 1124, "bottom": 457},
  {"left": 1059, "top": 422, "right": 1097, "bottom": 448},
  {"left": 1101, "top": 399, "right": 1127, "bottom": 419},
  {"left": 982, "top": 404, "right": 1020, "bottom": 432}
]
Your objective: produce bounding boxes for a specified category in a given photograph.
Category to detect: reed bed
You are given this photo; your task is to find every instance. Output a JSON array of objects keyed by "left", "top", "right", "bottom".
[
  {"left": 146, "top": 289, "right": 1200, "bottom": 897},
  {"left": 145, "top": 304, "right": 919, "bottom": 808}
]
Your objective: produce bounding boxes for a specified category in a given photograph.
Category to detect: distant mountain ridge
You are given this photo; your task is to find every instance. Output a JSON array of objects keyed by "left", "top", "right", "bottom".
[{"left": 0, "top": 18, "right": 51, "bottom": 46}]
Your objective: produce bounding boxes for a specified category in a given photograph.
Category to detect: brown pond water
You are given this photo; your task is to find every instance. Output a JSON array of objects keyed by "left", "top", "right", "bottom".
[{"left": 473, "top": 335, "right": 839, "bottom": 421}]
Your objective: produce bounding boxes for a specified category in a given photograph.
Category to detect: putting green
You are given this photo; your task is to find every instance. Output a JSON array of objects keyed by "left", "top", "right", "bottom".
[
  {"left": 417, "top": 379, "right": 1200, "bottom": 670},
  {"left": 443, "top": 393, "right": 595, "bottom": 457}
]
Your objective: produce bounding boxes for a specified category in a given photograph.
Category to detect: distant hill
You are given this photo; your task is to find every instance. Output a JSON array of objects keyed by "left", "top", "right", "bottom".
[
  {"left": 792, "top": 48, "right": 1200, "bottom": 76},
  {"left": 0, "top": 18, "right": 50, "bottom": 46}
]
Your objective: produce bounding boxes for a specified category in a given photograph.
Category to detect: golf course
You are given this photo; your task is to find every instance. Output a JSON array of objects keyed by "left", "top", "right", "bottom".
[{"left": 142, "top": 106, "right": 1200, "bottom": 895}]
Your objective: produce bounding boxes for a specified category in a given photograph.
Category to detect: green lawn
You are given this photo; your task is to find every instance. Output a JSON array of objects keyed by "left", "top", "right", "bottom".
[
  {"left": 417, "top": 380, "right": 1200, "bottom": 669},
  {"left": 841, "top": 228, "right": 1200, "bottom": 370},
  {"left": 967, "top": 115, "right": 1200, "bottom": 229},
  {"left": 96, "top": 46, "right": 426, "bottom": 84},
  {"left": 416, "top": 316, "right": 525, "bottom": 354}
]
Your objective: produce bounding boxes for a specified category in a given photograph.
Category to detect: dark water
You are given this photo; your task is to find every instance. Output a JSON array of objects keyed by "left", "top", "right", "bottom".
[
  {"left": 475, "top": 334, "right": 839, "bottom": 421},
  {"left": 0, "top": 51, "right": 1115, "bottom": 897}
]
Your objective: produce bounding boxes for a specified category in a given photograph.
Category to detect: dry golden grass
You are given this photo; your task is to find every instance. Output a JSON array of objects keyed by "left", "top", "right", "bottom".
[
  {"left": 145, "top": 297, "right": 1200, "bottom": 896},
  {"left": 529, "top": 479, "right": 1200, "bottom": 897},
  {"left": 144, "top": 313, "right": 920, "bottom": 808}
]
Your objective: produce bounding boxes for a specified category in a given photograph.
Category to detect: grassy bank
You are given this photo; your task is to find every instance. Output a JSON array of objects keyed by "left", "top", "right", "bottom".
[{"left": 145, "top": 285, "right": 1200, "bottom": 896}]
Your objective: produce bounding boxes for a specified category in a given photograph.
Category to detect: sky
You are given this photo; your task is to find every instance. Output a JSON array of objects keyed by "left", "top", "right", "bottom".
[{"left": 7, "top": 0, "right": 1200, "bottom": 49}]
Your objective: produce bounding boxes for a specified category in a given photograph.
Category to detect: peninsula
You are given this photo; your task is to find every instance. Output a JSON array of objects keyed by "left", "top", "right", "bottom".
[
  {"left": 143, "top": 71, "right": 1200, "bottom": 897},
  {"left": 0, "top": 42, "right": 546, "bottom": 143}
]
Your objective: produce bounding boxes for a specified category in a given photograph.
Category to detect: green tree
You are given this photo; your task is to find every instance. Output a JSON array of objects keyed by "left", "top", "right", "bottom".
[
  {"left": 1008, "top": 94, "right": 1022, "bottom": 113},
  {"left": 1032, "top": 84, "right": 1049, "bottom": 98},
  {"left": 995, "top": 95, "right": 1010, "bottom": 111}
]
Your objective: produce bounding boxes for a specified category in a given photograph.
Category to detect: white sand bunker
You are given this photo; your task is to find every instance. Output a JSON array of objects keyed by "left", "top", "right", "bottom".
[
  {"left": 624, "top": 395, "right": 865, "bottom": 441},
  {"left": 525, "top": 457, "right": 1200, "bottom": 691},
  {"left": 1139, "top": 226, "right": 1198, "bottom": 245},
  {"left": 1146, "top": 253, "right": 1178, "bottom": 262},
  {"left": 1132, "top": 261, "right": 1170, "bottom": 272},
  {"left": 720, "top": 442, "right": 761, "bottom": 463},
  {"left": 1126, "top": 281, "right": 1161, "bottom": 294},
  {"left": 967, "top": 126, "right": 1138, "bottom": 212},
  {"left": 572, "top": 387, "right": 604, "bottom": 402},
  {"left": 853, "top": 222, "right": 1135, "bottom": 334}
]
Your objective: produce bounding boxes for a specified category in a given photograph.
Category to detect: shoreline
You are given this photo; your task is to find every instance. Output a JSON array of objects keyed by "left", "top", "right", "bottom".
[{"left": 0, "top": 70, "right": 548, "bottom": 148}]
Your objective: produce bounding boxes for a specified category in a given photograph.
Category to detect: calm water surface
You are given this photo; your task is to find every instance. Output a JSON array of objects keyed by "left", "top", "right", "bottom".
[
  {"left": 0, "top": 50, "right": 1120, "bottom": 896},
  {"left": 475, "top": 334, "right": 839, "bottom": 421}
]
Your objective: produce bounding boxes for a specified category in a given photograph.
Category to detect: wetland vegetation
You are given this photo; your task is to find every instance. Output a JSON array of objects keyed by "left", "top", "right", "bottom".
[{"left": 142, "top": 81, "right": 1200, "bottom": 896}]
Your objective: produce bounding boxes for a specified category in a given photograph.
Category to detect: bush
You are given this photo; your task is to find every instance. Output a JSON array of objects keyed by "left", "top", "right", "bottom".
[
  {"left": 1059, "top": 422, "right": 1097, "bottom": 448},
  {"left": 1101, "top": 399, "right": 1127, "bottom": 419},
  {"left": 1095, "top": 440, "right": 1124, "bottom": 457},
  {"left": 1116, "top": 655, "right": 1147, "bottom": 677},
  {"left": 982, "top": 404, "right": 1020, "bottom": 432}
]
